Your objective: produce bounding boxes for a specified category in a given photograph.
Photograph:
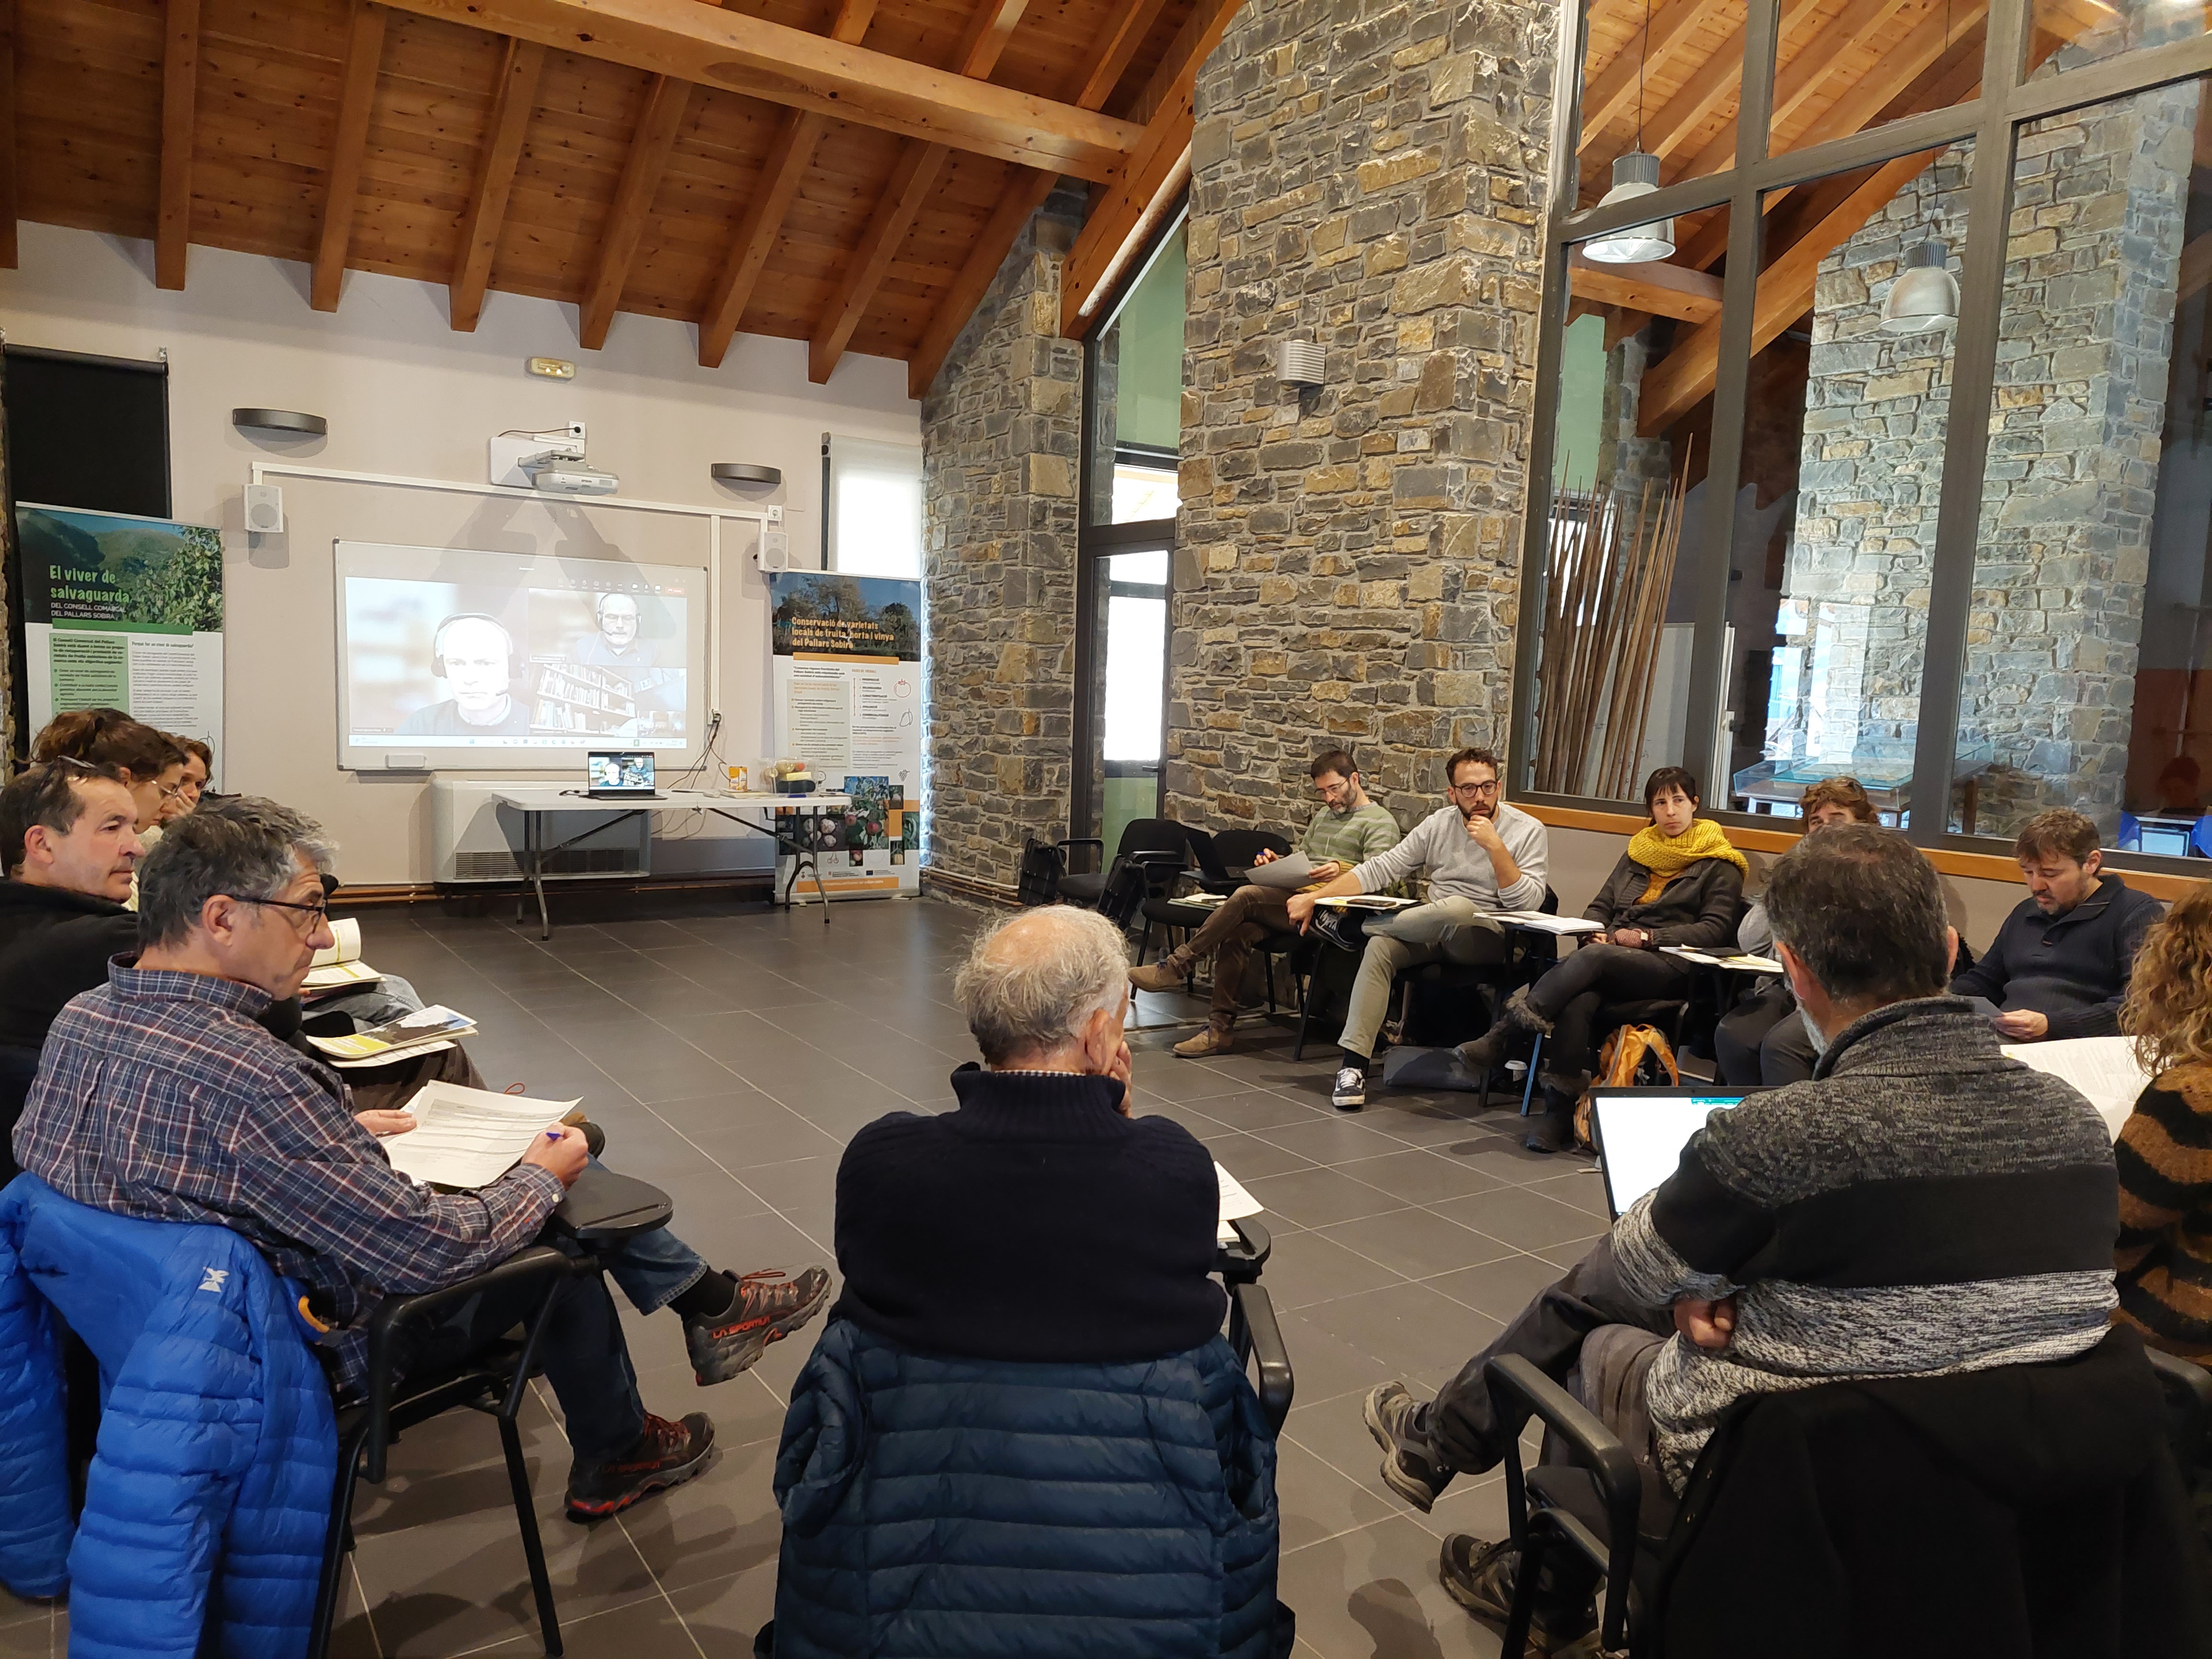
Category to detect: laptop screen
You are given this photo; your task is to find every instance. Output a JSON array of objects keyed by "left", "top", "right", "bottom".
[
  {"left": 2138, "top": 819, "right": 2195, "bottom": 858},
  {"left": 1592, "top": 1089, "right": 1752, "bottom": 1219},
  {"left": 587, "top": 751, "right": 655, "bottom": 794}
]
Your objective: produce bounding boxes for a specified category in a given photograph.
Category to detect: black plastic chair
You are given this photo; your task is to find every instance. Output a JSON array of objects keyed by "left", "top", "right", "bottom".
[
  {"left": 308, "top": 1167, "right": 675, "bottom": 1659},
  {"left": 1054, "top": 819, "right": 1190, "bottom": 925}
]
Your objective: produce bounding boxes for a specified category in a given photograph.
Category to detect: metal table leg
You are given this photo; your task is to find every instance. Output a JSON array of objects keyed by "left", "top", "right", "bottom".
[{"left": 529, "top": 810, "right": 551, "bottom": 940}]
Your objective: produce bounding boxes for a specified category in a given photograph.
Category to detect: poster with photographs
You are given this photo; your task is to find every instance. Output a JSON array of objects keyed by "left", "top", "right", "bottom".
[{"left": 767, "top": 573, "right": 920, "bottom": 901}]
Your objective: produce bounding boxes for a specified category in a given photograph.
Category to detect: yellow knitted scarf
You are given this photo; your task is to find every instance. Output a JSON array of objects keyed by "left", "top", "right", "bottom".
[{"left": 1626, "top": 817, "right": 1748, "bottom": 904}]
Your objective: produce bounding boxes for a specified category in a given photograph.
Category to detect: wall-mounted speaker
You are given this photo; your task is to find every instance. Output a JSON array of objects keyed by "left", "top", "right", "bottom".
[
  {"left": 243, "top": 483, "right": 285, "bottom": 534},
  {"left": 757, "top": 529, "right": 790, "bottom": 572}
]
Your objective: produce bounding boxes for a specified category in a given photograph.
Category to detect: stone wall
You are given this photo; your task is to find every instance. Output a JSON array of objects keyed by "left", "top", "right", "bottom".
[
  {"left": 1781, "top": 82, "right": 2196, "bottom": 837},
  {"left": 918, "top": 187, "right": 1087, "bottom": 891},
  {"left": 1166, "top": 0, "right": 1554, "bottom": 833}
]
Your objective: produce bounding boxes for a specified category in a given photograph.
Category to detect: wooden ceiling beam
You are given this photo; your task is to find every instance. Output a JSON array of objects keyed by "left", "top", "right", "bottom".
[
  {"left": 156, "top": 0, "right": 199, "bottom": 290},
  {"left": 1576, "top": 0, "right": 1707, "bottom": 156},
  {"left": 807, "top": 0, "right": 1031, "bottom": 383},
  {"left": 1076, "top": 0, "right": 1172, "bottom": 111},
  {"left": 578, "top": 73, "right": 691, "bottom": 350},
  {"left": 450, "top": 35, "right": 546, "bottom": 332},
  {"left": 310, "top": 1, "right": 389, "bottom": 313},
  {"left": 1567, "top": 249, "right": 1722, "bottom": 322},
  {"left": 1061, "top": 0, "right": 1247, "bottom": 338},
  {"left": 1639, "top": 0, "right": 1824, "bottom": 164},
  {"left": 370, "top": 0, "right": 1142, "bottom": 182},
  {"left": 697, "top": 0, "right": 876, "bottom": 370},
  {"left": 1637, "top": 148, "right": 1938, "bottom": 433}
]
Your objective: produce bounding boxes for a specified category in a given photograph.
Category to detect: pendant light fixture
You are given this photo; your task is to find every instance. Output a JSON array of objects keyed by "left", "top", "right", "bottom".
[
  {"left": 1584, "top": 0, "right": 1677, "bottom": 265},
  {"left": 1880, "top": 239, "right": 1959, "bottom": 333}
]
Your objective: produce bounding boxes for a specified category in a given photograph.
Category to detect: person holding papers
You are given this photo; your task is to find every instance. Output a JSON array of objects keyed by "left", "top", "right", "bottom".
[
  {"left": 13, "top": 799, "right": 830, "bottom": 1521},
  {"left": 1127, "top": 749, "right": 1400, "bottom": 1057},
  {"left": 1950, "top": 808, "right": 2162, "bottom": 1042},
  {"left": 1362, "top": 827, "right": 2152, "bottom": 1649},
  {"left": 1286, "top": 747, "right": 1548, "bottom": 1111},
  {"left": 1455, "top": 767, "right": 1745, "bottom": 1152}
]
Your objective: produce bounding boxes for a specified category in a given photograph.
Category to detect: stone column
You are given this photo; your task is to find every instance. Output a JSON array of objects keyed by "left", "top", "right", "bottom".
[
  {"left": 918, "top": 188, "right": 1086, "bottom": 895},
  {"left": 1167, "top": 0, "right": 1554, "bottom": 832}
]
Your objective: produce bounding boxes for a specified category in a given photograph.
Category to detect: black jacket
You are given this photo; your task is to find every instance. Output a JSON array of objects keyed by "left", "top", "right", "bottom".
[
  {"left": 829, "top": 1065, "right": 1227, "bottom": 1364},
  {"left": 0, "top": 880, "right": 140, "bottom": 1052},
  {"left": 1583, "top": 852, "right": 1745, "bottom": 950},
  {"left": 1950, "top": 873, "right": 2163, "bottom": 1040},
  {"left": 1660, "top": 1326, "right": 2210, "bottom": 1659}
]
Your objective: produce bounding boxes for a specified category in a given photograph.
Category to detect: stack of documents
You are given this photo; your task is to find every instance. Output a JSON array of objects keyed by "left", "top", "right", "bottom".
[
  {"left": 1999, "top": 1035, "right": 2150, "bottom": 1141},
  {"left": 303, "top": 918, "right": 382, "bottom": 994},
  {"left": 309, "top": 1004, "right": 477, "bottom": 1067},
  {"left": 1216, "top": 1162, "right": 1263, "bottom": 1248},
  {"left": 374, "top": 1081, "right": 580, "bottom": 1189},
  {"left": 1494, "top": 911, "right": 1604, "bottom": 935}
]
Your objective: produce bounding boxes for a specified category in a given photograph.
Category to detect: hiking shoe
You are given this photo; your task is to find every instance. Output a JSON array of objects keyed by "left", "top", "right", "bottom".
[
  {"left": 1128, "top": 957, "right": 1194, "bottom": 994},
  {"left": 1363, "top": 1382, "right": 1452, "bottom": 1512},
  {"left": 1333, "top": 1066, "right": 1367, "bottom": 1111},
  {"left": 1172, "top": 1025, "right": 1234, "bottom": 1058},
  {"left": 684, "top": 1265, "right": 832, "bottom": 1385},
  {"left": 1438, "top": 1534, "right": 1598, "bottom": 1652},
  {"left": 565, "top": 1412, "right": 715, "bottom": 1519}
]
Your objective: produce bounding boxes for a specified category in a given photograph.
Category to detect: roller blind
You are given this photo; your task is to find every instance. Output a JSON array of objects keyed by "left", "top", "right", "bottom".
[{"left": 823, "top": 434, "right": 923, "bottom": 579}]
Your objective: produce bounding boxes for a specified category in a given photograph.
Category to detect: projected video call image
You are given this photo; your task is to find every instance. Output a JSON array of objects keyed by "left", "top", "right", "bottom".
[{"left": 339, "top": 548, "right": 698, "bottom": 760}]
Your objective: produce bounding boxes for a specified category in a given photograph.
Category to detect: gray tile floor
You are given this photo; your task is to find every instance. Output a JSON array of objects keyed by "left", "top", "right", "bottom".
[{"left": 0, "top": 895, "right": 1614, "bottom": 1659}]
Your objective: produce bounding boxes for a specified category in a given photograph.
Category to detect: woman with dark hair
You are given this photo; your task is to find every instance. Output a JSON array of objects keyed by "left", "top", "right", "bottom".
[
  {"left": 32, "top": 709, "right": 189, "bottom": 840},
  {"left": 174, "top": 736, "right": 213, "bottom": 810},
  {"left": 1714, "top": 777, "right": 1880, "bottom": 1087},
  {"left": 1456, "top": 767, "right": 1747, "bottom": 1152}
]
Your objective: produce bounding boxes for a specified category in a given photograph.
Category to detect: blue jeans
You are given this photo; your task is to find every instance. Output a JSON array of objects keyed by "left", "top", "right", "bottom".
[{"left": 589, "top": 1158, "right": 711, "bottom": 1315}]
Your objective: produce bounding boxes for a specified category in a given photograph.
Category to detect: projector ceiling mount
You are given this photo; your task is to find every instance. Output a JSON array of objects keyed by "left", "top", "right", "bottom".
[{"left": 487, "top": 422, "right": 619, "bottom": 496}]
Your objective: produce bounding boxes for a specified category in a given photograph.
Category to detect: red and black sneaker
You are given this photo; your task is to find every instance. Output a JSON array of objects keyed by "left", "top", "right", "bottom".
[
  {"left": 683, "top": 1265, "right": 833, "bottom": 1385},
  {"left": 565, "top": 1411, "right": 716, "bottom": 1520}
]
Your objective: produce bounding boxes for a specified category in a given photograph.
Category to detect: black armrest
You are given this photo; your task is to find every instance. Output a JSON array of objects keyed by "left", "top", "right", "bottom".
[
  {"left": 1485, "top": 1353, "right": 1641, "bottom": 1654},
  {"left": 1056, "top": 836, "right": 1106, "bottom": 874},
  {"left": 1215, "top": 1216, "right": 1272, "bottom": 1285},
  {"left": 361, "top": 1244, "right": 581, "bottom": 1480},
  {"left": 1232, "top": 1282, "right": 1294, "bottom": 1434},
  {"left": 552, "top": 1165, "right": 673, "bottom": 1249}
]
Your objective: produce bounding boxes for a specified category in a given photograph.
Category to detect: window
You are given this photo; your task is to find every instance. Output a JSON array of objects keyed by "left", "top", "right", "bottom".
[
  {"left": 1085, "top": 224, "right": 1185, "bottom": 528},
  {"left": 1517, "top": 0, "right": 2212, "bottom": 873},
  {"left": 824, "top": 435, "right": 922, "bottom": 578}
]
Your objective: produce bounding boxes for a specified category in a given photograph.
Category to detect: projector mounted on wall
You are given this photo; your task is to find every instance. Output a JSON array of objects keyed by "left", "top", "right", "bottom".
[{"left": 487, "top": 422, "right": 619, "bottom": 496}]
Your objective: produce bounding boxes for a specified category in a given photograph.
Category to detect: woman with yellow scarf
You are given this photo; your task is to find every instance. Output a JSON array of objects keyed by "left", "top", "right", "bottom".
[{"left": 1457, "top": 766, "right": 1748, "bottom": 1153}]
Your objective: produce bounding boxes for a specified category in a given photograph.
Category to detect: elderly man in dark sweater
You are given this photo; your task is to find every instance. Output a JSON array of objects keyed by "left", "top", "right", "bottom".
[
  {"left": 831, "top": 905, "right": 1225, "bottom": 1363},
  {"left": 1362, "top": 825, "right": 2124, "bottom": 1646},
  {"left": 1950, "top": 807, "right": 2162, "bottom": 1041}
]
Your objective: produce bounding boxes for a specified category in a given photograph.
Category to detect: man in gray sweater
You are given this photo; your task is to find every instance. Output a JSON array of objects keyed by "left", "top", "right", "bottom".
[
  {"left": 1360, "top": 824, "right": 2120, "bottom": 1644},
  {"left": 1289, "top": 747, "right": 1548, "bottom": 1109}
]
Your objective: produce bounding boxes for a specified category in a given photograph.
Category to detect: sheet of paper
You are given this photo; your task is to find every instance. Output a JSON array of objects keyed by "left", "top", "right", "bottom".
[
  {"left": 331, "top": 1039, "right": 454, "bottom": 1070},
  {"left": 1999, "top": 1036, "right": 2149, "bottom": 1141},
  {"left": 1664, "top": 946, "right": 1723, "bottom": 964},
  {"left": 303, "top": 958, "right": 383, "bottom": 992},
  {"left": 1245, "top": 851, "right": 1316, "bottom": 890},
  {"left": 1721, "top": 953, "right": 1783, "bottom": 973},
  {"left": 1216, "top": 1161, "right": 1264, "bottom": 1247},
  {"left": 1494, "top": 912, "right": 1604, "bottom": 935},
  {"left": 308, "top": 1004, "right": 475, "bottom": 1061},
  {"left": 310, "top": 917, "right": 363, "bottom": 968},
  {"left": 378, "top": 1082, "right": 582, "bottom": 1189}
]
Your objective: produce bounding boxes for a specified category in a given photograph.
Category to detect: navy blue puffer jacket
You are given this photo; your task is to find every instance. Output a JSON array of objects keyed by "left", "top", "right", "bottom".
[
  {"left": 0, "top": 1175, "right": 338, "bottom": 1659},
  {"left": 768, "top": 1318, "right": 1288, "bottom": 1659}
]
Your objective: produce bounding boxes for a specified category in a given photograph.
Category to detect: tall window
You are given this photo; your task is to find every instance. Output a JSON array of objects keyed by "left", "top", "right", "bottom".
[
  {"left": 824, "top": 435, "right": 923, "bottom": 578},
  {"left": 1515, "top": 0, "right": 2212, "bottom": 870}
]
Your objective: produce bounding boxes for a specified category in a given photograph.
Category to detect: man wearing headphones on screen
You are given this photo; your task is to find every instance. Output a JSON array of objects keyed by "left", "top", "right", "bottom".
[
  {"left": 396, "top": 614, "right": 533, "bottom": 737},
  {"left": 570, "top": 592, "right": 663, "bottom": 670}
]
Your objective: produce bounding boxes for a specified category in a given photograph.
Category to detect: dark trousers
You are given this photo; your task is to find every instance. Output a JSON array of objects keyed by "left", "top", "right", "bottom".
[
  {"left": 1527, "top": 943, "right": 1698, "bottom": 1081},
  {"left": 1714, "top": 983, "right": 1819, "bottom": 1087},
  {"left": 1170, "top": 884, "right": 1294, "bottom": 1025},
  {"left": 1413, "top": 1235, "right": 1679, "bottom": 1530}
]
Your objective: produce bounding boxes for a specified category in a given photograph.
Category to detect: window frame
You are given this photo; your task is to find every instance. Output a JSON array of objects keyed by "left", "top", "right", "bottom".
[{"left": 1511, "top": 0, "right": 2212, "bottom": 874}]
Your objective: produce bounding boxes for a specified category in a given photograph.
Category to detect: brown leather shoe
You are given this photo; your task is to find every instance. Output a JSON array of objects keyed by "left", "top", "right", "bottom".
[
  {"left": 1128, "top": 957, "right": 1194, "bottom": 994},
  {"left": 1172, "top": 1024, "right": 1234, "bottom": 1057}
]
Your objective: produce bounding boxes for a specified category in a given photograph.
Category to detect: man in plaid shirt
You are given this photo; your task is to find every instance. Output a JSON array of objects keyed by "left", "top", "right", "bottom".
[{"left": 15, "top": 798, "right": 716, "bottom": 1520}]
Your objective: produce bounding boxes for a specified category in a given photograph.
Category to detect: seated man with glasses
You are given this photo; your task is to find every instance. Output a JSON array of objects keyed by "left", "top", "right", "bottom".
[
  {"left": 1287, "top": 748, "right": 1549, "bottom": 1111},
  {"left": 13, "top": 798, "right": 830, "bottom": 1517}
]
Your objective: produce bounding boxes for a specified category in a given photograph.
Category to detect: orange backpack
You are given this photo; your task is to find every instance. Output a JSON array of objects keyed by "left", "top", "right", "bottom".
[{"left": 1573, "top": 1024, "right": 1681, "bottom": 1150}]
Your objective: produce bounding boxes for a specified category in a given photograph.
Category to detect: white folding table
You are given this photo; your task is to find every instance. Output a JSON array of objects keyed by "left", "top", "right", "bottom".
[{"left": 487, "top": 785, "right": 853, "bottom": 938}]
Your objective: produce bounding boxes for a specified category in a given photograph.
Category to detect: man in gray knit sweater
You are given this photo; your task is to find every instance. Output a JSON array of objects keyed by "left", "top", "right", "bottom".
[{"left": 1362, "top": 824, "right": 2120, "bottom": 1638}]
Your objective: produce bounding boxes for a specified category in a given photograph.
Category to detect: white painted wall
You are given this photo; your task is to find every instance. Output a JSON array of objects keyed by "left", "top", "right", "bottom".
[{"left": 0, "top": 224, "right": 919, "bottom": 883}]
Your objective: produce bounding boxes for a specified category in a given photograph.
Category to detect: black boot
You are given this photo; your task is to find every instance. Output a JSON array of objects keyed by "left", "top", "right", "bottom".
[
  {"left": 1457, "top": 985, "right": 1552, "bottom": 1075},
  {"left": 1522, "top": 1076, "right": 1584, "bottom": 1155}
]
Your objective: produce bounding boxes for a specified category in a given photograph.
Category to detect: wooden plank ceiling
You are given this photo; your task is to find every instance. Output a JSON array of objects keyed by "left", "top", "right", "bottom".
[
  {"left": 7, "top": 0, "right": 1220, "bottom": 394},
  {"left": 1567, "top": 0, "right": 2123, "bottom": 436}
]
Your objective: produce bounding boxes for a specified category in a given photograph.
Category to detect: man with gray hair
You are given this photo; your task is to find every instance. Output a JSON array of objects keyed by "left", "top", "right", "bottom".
[
  {"left": 13, "top": 798, "right": 746, "bottom": 1521},
  {"left": 828, "top": 905, "right": 1227, "bottom": 1361},
  {"left": 1355, "top": 825, "right": 2125, "bottom": 1645}
]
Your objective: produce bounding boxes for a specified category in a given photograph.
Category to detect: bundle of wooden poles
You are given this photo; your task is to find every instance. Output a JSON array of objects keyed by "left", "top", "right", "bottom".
[{"left": 1530, "top": 447, "right": 1692, "bottom": 800}]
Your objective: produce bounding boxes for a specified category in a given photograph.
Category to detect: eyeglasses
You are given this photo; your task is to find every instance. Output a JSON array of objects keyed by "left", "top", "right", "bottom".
[
  {"left": 226, "top": 895, "right": 330, "bottom": 932},
  {"left": 154, "top": 780, "right": 188, "bottom": 801},
  {"left": 1448, "top": 778, "right": 1501, "bottom": 797}
]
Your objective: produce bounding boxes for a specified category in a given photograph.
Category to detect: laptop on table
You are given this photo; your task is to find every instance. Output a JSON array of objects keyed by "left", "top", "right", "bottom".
[
  {"left": 586, "top": 751, "right": 664, "bottom": 801},
  {"left": 1589, "top": 1086, "right": 1757, "bottom": 1220}
]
